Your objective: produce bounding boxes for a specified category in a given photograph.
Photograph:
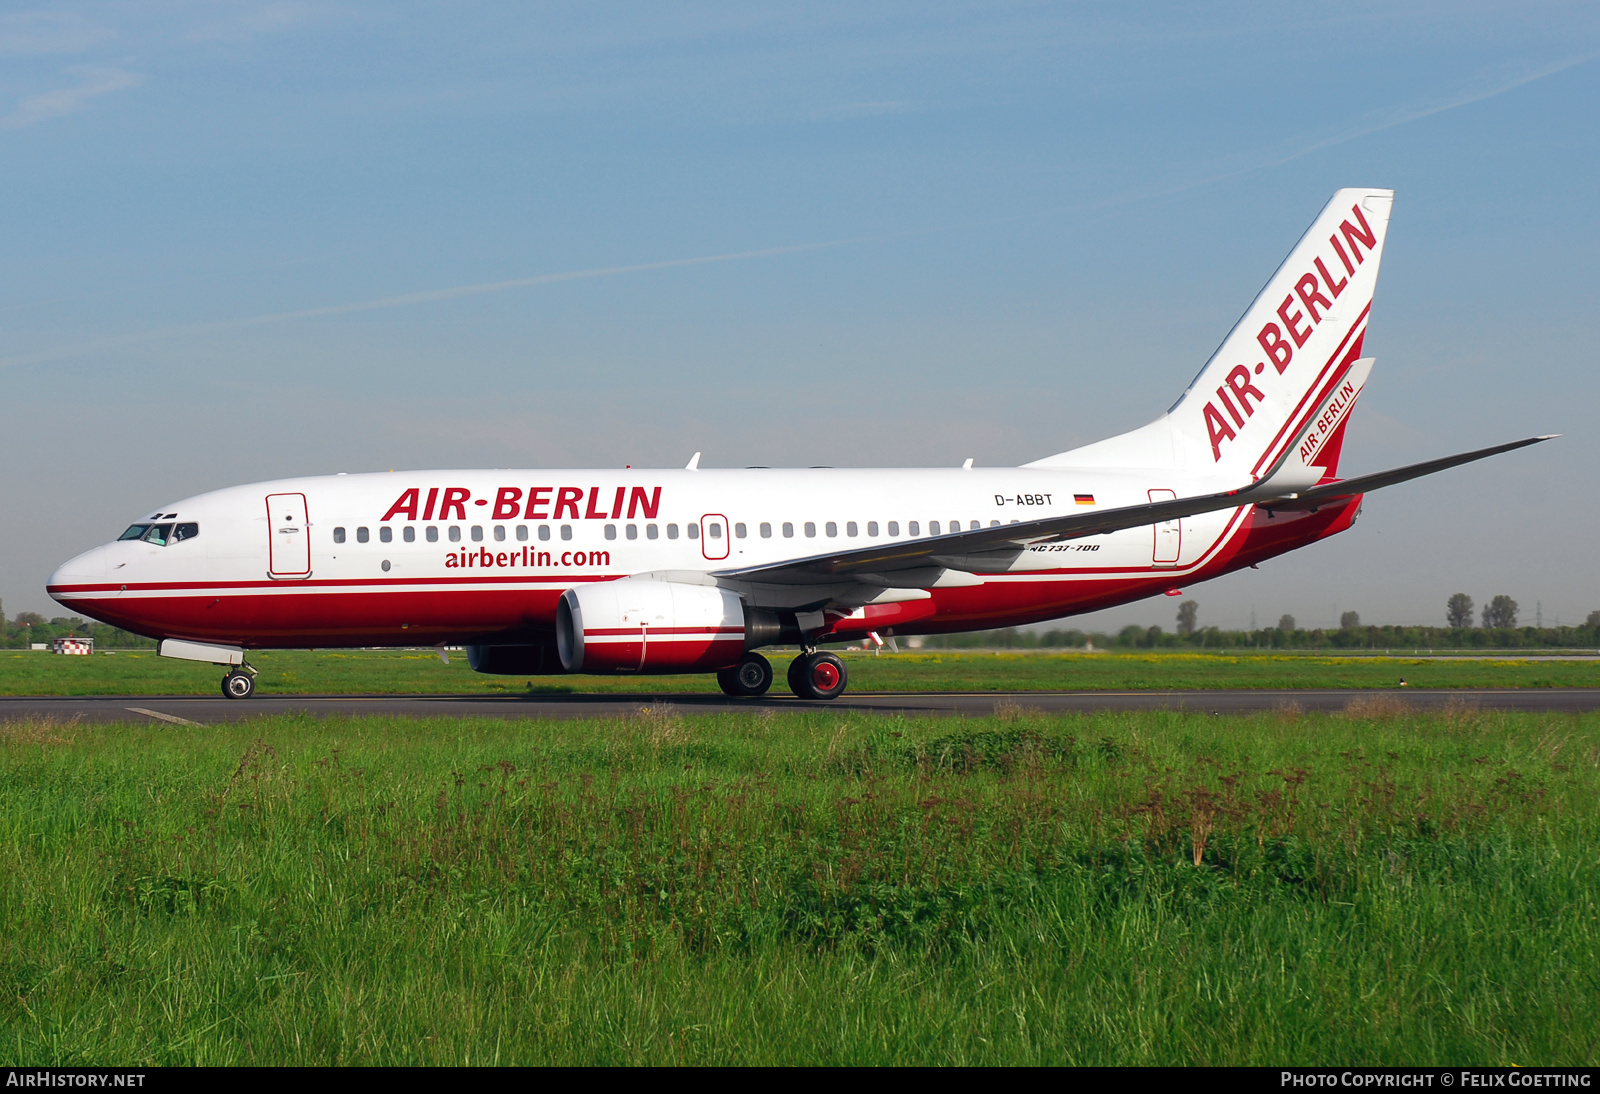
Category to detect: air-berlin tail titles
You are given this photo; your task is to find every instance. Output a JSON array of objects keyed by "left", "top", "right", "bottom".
[
  {"left": 381, "top": 485, "right": 663, "bottom": 523},
  {"left": 1203, "top": 201, "right": 1378, "bottom": 461},
  {"left": 1298, "top": 378, "right": 1357, "bottom": 464}
]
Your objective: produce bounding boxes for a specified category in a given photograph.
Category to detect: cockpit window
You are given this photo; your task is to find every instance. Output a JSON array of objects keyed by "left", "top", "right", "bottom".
[{"left": 118, "top": 521, "right": 197, "bottom": 545}]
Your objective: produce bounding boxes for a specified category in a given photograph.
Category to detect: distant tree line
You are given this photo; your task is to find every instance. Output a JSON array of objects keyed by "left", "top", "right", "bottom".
[
  {"left": 8, "top": 594, "right": 1593, "bottom": 654},
  {"left": 916, "top": 594, "right": 1600, "bottom": 651},
  {"left": 0, "top": 601, "right": 156, "bottom": 649}
]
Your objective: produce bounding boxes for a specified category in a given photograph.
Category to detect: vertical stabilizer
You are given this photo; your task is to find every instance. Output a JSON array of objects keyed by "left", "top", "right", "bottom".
[{"left": 1028, "top": 188, "right": 1394, "bottom": 482}]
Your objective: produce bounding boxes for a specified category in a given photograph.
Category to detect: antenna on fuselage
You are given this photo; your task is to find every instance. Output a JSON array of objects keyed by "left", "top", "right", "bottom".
[{"left": 686, "top": 452, "right": 701, "bottom": 471}]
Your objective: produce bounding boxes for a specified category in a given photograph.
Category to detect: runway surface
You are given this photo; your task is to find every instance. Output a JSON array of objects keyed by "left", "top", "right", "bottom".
[{"left": 5, "top": 688, "right": 1600, "bottom": 725}]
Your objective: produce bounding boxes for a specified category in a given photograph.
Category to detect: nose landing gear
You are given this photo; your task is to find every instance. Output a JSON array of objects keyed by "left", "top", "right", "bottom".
[
  {"left": 221, "top": 664, "right": 258, "bottom": 700},
  {"left": 717, "top": 652, "right": 774, "bottom": 697},
  {"left": 788, "top": 650, "right": 848, "bottom": 700}
]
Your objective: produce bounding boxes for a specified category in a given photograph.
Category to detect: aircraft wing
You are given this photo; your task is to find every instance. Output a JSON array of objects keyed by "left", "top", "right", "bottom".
[
  {"left": 714, "top": 479, "right": 1288, "bottom": 585},
  {"left": 713, "top": 435, "right": 1554, "bottom": 586}
]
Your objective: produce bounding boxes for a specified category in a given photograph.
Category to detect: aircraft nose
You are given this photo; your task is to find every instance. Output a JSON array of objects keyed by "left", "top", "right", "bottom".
[{"left": 48, "top": 546, "right": 109, "bottom": 603}]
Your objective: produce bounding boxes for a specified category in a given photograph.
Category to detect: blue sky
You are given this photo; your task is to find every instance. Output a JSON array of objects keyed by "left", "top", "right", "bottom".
[{"left": 3, "top": 1, "right": 1597, "bottom": 630}]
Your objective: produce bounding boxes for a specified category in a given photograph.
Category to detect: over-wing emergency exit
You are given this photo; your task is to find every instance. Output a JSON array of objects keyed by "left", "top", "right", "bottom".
[{"left": 47, "top": 189, "right": 1552, "bottom": 699}]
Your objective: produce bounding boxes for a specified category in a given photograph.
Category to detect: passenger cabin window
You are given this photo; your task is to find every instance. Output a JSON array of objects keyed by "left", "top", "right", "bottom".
[
  {"left": 888, "top": 521, "right": 899, "bottom": 536},
  {"left": 930, "top": 521, "right": 940, "bottom": 535},
  {"left": 516, "top": 525, "right": 528, "bottom": 541},
  {"left": 804, "top": 522, "right": 816, "bottom": 537},
  {"left": 971, "top": 520, "right": 980, "bottom": 531},
  {"left": 705, "top": 522, "right": 719, "bottom": 539},
  {"left": 907, "top": 521, "right": 918, "bottom": 536},
  {"left": 825, "top": 522, "right": 837, "bottom": 537},
  {"left": 426, "top": 527, "right": 438, "bottom": 542},
  {"left": 380, "top": 527, "right": 393, "bottom": 543},
  {"left": 357, "top": 527, "right": 369, "bottom": 543},
  {"left": 734, "top": 523, "right": 746, "bottom": 538},
  {"left": 172, "top": 523, "right": 199, "bottom": 543},
  {"left": 783, "top": 522, "right": 794, "bottom": 538},
  {"left": 626, "top": 524, "right": 638, "bottom": 540},
  {"left": 846, "top": 521, "right": 858, "bottom": 536},
  {"left": 647, "top": 524, "right": 659, "bottom": 539},
  {"left": 687, "top": 523, "right": 699, "bottom": 540},
  {"left": 333, "top": 527, "right": 347, "bottom": 544},
  {"left": 604, "top": 524, "right": 617, "bottom": 540},
  {"left": 867, "top": 522, "right": 878, "bottom": 536},
  {"left": 493, "top": 525, "right": 506, "bottom": 542},
  {"left": 470, "top": 526, "right": 483, "bottom": 542},
  {"left": 560, "top": 525, "right": 572, "bottom": 540},
  {"left": 404, "top": 527, "right": 415, "bottom": 542},
  {"left": 760, "top": 522, "right": 772, "bottom": 538},
  {"left": 118, "top": 524, "right": 151, "bottom": 541},
  {"left": 448, "top": 526, "right": 461, "bottom": 542},
  {"left": 538, "top": 525, "right": 551, "bottom": 541},
  {"left": 667, "top": 524, "right": 679, "bottom": 539}
]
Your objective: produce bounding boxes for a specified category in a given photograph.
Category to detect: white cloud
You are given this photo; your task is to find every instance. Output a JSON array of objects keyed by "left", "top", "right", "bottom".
[
  {"left": 179, "top": 1, "right": 332, "bottom": 44},
  {"left": 814, "top": 100, "right": 915, "bottom": 119},
  {"left": 0, "top": 10, "right": 115, "bottom": 55},
  {"left": 0, "top": 65, "right": 144, "bottom": 130}
]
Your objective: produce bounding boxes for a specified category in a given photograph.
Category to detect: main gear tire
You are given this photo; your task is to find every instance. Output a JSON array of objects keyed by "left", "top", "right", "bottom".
[
  {"left": 787, "top": 654, "right": 808, "bottom": 696},
  {"left": 717, "top": 652, "right": 773, "bottom": 697},
  {"left": 791, "top": 651, "right": 848, "bottom": 700}
]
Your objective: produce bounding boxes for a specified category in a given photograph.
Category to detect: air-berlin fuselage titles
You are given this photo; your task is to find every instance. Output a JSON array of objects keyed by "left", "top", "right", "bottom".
[{"left": 47, "top": 189, "right": 1551, "bottom": 700}]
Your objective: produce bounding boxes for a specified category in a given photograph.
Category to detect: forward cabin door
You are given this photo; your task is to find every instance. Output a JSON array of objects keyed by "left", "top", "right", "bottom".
[
  {"left": 266, "top": 493, "right": 312, "bottom": 578},
  {"left": 1148, "top": 489, "right": 1181, "bottom": 566}
]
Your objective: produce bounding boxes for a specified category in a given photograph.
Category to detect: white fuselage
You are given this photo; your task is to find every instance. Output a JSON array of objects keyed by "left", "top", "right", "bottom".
[{"left": 47, "top": 465, "right": 1356, "bottom": 653}]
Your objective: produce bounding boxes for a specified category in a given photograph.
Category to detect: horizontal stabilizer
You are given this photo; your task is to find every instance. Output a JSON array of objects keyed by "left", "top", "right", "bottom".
[{"left": 1259, "top": 435, "right": 1557, "bottom": 510}]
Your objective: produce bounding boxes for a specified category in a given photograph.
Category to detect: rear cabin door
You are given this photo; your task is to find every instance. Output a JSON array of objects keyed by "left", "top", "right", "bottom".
[
  {"left": 266, "top": 493, "right": 312, "bottom": 577},
  {"left": 700, "top": 514, "right": 730, "bottom": 561},
  {"left": 1148, "top": 489, "right": 1181, "bottom": 566}
]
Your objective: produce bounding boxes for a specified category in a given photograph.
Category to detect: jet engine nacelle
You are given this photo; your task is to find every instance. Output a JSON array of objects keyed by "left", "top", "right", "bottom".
[{"left": 556, "top": 579, "right": 748, "bottom": 673}]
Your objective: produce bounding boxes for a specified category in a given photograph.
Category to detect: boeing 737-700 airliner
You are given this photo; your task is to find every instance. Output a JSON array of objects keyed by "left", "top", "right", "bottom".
[{"left": 48, "top": 188, "right": 1550, "bottom": 699}]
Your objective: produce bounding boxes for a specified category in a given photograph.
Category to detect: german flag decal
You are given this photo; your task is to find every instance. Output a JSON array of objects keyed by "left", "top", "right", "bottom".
[{"left": 1074, "top": 494, "right": 1095, "bottom": 505}]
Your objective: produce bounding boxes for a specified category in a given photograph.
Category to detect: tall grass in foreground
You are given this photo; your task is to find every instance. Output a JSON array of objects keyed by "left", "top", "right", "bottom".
[{"left": 1, "top": 702, "right": 1597, "bottom": 1065}]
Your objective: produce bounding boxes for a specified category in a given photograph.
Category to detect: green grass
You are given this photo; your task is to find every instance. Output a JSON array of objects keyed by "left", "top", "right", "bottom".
[
  {"left": 2, "top": 704, "right": 1597, "bottom": 1064},
  {"left": 4, "top": 647, "right": 1599, "bottom": 697}
]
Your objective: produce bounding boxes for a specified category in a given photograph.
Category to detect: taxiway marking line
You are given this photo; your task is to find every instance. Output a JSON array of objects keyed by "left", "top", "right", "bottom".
[{"left": 126, "top": 707, "right": 204, "bottom": 727}]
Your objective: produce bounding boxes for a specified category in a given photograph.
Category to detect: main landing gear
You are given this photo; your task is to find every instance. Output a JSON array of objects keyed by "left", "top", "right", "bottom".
[
  {"left": 716, "top": 649, "right": 850, "bottom": 700},
  {"left": 787, "top": 650, "right": 848, "bottom": 701},
  {"left": 718, "top": 652, "right": 774, "bottom": 697},
  {"left": 221, "top": 663, "right": 258, "bottom": 700}
]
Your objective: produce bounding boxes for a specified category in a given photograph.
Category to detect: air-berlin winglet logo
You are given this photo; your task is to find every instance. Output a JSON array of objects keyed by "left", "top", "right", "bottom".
[
  {"left": 1204, "top": 202, "right": 1377, "bottom": 462},
  {"left": 381, "top": 485, "right": 663, "bottom": 521}
]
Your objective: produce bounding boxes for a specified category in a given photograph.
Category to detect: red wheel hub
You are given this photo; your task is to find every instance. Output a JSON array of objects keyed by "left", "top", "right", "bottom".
[{"left": 811, "top": 661, "right": 840, "bottom": 690}]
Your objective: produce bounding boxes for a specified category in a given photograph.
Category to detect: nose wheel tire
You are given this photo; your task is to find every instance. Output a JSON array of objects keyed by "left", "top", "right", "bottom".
[
  {"left": 718, "top": 652, "right": 773, "bottom": 697},
  {"left": 789, "top": 651, "right": 848, "bottom": 700},
  {"left": 222, "top": 671, "right": 256, "bottom": 700}
]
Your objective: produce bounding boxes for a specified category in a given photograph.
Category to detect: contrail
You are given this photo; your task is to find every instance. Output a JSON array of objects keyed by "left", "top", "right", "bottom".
[
  {"left": 0, "top": 235, "right": 881, "bottom": 370},
  {"left": 1114, "top": 50, "right": 1600, "bottom": 208},
  {"left": 6, "top": 50, "right": 1590, "bottom": 373}
]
